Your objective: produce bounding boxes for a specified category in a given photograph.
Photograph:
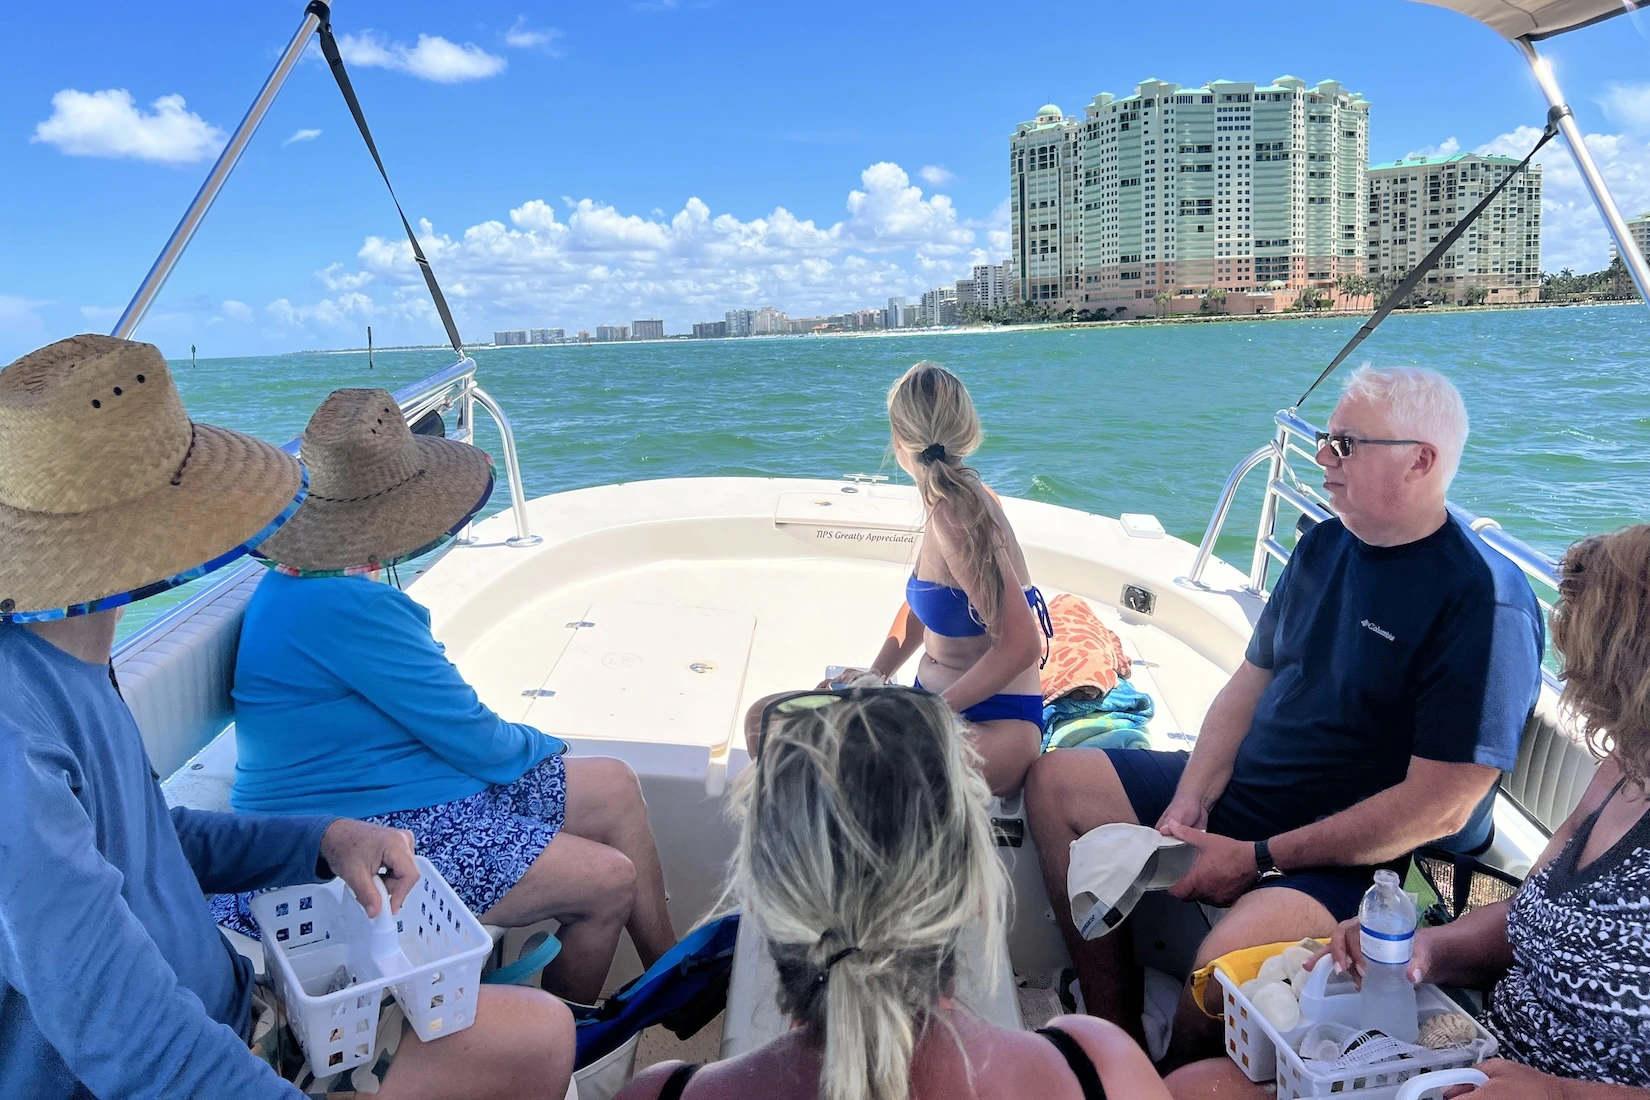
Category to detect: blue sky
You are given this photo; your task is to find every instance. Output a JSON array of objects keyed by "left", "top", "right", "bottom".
[{"left": 4, "top": 0, "right": 1650, "bottom": 359}]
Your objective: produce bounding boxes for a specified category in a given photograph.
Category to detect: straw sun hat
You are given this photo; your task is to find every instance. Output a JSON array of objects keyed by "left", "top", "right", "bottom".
[
  {"left": 253, "top": 388, "right": 494, "bottom": 575},
  {"left": 0, "top": 335, "right": 306, "bottom": 623}
]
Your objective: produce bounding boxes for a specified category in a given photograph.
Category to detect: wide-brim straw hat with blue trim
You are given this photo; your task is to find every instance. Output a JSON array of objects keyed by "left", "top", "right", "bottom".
[
  {"left": 0, "top": 334, "right": 307, "bottom": 623},
  {"left": 253, "top": 387, "right": 494, "bottom": 576}
]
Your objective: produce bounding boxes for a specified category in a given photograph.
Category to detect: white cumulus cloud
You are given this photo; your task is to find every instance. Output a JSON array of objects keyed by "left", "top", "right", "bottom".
[
  {"left": 261, "top": 161, "right": 1005, "bottom": 342},
  {"left": 919, "top": 165, "right": 957, "bottom": 187},
  {"left": 219, "top": 300, "right": 254, "bottom": 322},
  {"left": 504, "top": 16, "right": 564, "bottom": 54},
  {"left": 1598, "top": 83, "right": 1650, "bottom": 134},
  {"left": 843, "top": 162, "right": 973, "bottom": 254},
  {"left": 283, "top": 128, "right": 322, "bottom": 146},
  {"left": 337, "top": 31, "right": 507, "bottom": 83},
  {"left": 1404, "top": 136, "right": 1461, "bottom": 160},
  {"left": 32, "top": 89, "right": 226, "bottom": 164}
]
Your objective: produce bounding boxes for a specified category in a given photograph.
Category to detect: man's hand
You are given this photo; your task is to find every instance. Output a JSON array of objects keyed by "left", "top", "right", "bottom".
[
  {"left": 1163, "top": 822, "right": 1256, "bottom": 907},
  {"left": 1155, "top": 792, "right": 1210, "bottom": 834},
  {"left": 320, "top": 819, "right": 419, "bottom": 918},
  {"left": 1441, "top": 1059, "right": 1571, "bottom": 1099}
]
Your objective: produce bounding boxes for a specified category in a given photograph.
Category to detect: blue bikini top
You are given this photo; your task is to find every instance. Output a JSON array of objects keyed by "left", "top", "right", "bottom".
[{"left": 907, "top": 574, "right": 1054, "bottom": 643}]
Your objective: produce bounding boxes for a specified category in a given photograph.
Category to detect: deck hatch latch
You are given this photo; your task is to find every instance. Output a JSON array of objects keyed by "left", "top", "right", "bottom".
[
  {"left": 521, "top": 688, "right": 556, "bottom": 698},
  {"left": 565, "top": 620, "right": 595, "bottom": 629}
]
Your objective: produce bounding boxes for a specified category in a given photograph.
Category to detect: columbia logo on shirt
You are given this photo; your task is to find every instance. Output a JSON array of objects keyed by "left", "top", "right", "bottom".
[{"left": 1361, "top": 618, "right": 1396, "bottom": 642}]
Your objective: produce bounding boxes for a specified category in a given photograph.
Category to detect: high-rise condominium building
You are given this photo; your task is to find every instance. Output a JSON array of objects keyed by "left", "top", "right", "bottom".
[
  {"left": 631, "top": 319, "right": 666, "bottom": 341},
  {"left": 1627, "top": 212, "right": 1650, "bottom": 267},
  {"left": 1071, "top": 77, "right": 1368, "bottom": 308},
  {"left": 529, "top": 328, "right": 563, "bottom": 343},
  {"left": 692, "top": 321, "right": 728, "bottom": 338},
  {"left": 919, "top": 285, "right": 959, "bottom": 326},
  {"left": 725, "top": 309, "right": 755, "bottom": 337},
  {"left": 956, "top": 261, "right": 1015, "bottom": 311},
  {"left": 1009, "top": 105, "right": 1084, "bottom": 306},
  {"left": 751, "top": 307, "right": 788, "bottom": 335},
  {"left": 493, "top": 329, "right": 530, "bottom": 345},
  {"left": 1367, "top": 153, "right": 1542, "bottom": 301},
  {"left": 594, "top": 325, "right": 629, "bottom": 342}
]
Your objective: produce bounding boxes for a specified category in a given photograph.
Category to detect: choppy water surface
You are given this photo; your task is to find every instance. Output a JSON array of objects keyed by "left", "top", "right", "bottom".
[{"left": 122, "top": 305, "right": 1649, "bottom": 637}]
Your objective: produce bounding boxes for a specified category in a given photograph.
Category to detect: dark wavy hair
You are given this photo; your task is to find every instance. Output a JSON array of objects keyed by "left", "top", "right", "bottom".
[{"left": 1551, "top": 524, "right": 1650, "bottom": 787}]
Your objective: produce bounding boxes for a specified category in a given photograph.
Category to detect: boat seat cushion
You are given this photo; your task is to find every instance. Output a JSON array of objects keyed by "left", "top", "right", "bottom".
[
  {"left": 719, "top": 911, "right": 1021, "bottom": 1058},
  {"left": 1501, "top": 690, "right": 1598, "bottom": 836},
  {"left": 113, "top": 562, "right": 264, "bottom": 778}
]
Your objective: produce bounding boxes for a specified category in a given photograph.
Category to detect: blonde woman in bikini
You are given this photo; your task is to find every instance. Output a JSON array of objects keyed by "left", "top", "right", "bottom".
[{"left": 842, "top": 362, "right": 1052, "bottom": 797}]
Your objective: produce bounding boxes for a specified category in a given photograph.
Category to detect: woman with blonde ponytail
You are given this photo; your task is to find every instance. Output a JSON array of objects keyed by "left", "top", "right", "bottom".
[
  {"left": 620, "top": 685, "right": 1169, "bottom": 1100},
  {"left": 837, "top": 361, "right": 1052, "bottom": 797}
]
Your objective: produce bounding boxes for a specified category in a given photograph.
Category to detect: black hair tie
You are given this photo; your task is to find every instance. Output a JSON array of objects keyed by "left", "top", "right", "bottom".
[
  {"left": 918, "top": 443, "right": 947, "bottom": 466},
  {"left": 815, "top": 945, "right": 861, "bottom": 986}
]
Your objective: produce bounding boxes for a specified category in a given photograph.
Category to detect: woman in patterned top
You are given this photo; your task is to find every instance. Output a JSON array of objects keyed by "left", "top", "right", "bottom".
[{"left": 1166, "top": 523, "right": 1650, "bottom": 1099}]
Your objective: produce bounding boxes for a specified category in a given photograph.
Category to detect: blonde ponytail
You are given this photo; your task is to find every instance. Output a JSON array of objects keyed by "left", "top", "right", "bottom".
[
  {"left": 727, "top": 688, "right": 1005, "bottom": 1100},
  {"left": 887, "top": 362, "right": 1007, "bottom": 637}
]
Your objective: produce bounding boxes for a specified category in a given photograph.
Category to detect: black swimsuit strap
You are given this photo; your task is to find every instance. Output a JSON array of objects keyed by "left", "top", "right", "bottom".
[
  {"left": 657, "top": 1062, "right": 700, "bottom": 1100},
  {"left": 1037, "top": 1027, "right": 1107, "bottom": 1100}
]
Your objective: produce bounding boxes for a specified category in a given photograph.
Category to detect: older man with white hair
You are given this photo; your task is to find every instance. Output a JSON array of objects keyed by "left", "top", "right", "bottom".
[{"left": 1025, "top": 366, "right": 1543, "bottom": 1066}]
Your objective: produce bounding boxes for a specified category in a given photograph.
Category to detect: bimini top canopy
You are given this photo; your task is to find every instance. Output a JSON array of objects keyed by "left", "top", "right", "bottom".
[{"left": 1412, "top": 0, "right": 1644, "bottom": 40}]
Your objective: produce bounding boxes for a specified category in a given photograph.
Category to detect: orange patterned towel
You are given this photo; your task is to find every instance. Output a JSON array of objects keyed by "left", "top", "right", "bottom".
[{"left": 1040, "top": 593, "right": 1131, "bottom": 703}]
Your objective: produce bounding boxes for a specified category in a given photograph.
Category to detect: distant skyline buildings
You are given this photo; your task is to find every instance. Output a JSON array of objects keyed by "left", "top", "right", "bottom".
[{"left": 1011, "top": 76, "right": 1372, "bottom": 314}]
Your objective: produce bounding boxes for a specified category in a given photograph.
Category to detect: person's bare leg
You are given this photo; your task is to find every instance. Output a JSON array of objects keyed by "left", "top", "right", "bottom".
[
  {"left": 970, "top": 718, "right": 1042, "bottom": 798},
  {"left": 1161, "top": 886, "right": 1336, "bottom": 1072},
  {"left": 481, "top": 832, "right": 636, "bottom": 1004},
  {"left": 1163, "top": 1056, "right": 1273, "bottom": 1100},
  {"left": 562, "top": 757, "right": 676, "bottom": 966},
  {"left": 377, "top": 985, "right": 574, "bottom": 1100},
  {"left": 1023, "top": 748, "right": 1144, "bottom": 1041}
]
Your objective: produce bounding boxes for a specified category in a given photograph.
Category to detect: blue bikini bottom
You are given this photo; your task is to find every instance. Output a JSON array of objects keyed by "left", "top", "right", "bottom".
[{"left": 914, "top": 676, "right": 1044, "bottom": 727}]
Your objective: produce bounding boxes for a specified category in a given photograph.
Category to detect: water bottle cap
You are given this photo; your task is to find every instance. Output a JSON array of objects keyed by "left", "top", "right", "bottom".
[{"left": 1373, "top": 869, "right": 1400, "bottom": 888}]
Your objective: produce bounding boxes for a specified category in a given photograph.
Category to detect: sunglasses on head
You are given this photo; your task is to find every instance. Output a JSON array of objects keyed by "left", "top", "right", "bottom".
[
  {"left": 755, "top": 686, "right": 936, "bottom": 763},
  {"left": 1314, "top": 431, "right": 1425, "bottom": 459}
]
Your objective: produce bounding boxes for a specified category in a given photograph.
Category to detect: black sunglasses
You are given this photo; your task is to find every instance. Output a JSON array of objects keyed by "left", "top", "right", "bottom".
[
  {"left": 1314, "top": 431, "right": 1425, "bottom": 459},
  {"left": 754, "top": 686, "right": 937, "bottom": 762}
]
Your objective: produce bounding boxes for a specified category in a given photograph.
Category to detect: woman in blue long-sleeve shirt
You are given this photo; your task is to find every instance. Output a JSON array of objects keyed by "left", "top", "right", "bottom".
[
  {"left": 216, "top": 388, "right": 676, "bottom": 1004},
  {"left": 0, "top": 337, "right": 572, "bottom": 1098}
]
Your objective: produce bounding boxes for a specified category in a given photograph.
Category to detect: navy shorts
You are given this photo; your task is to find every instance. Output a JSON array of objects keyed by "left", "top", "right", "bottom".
[{"left": 1102, "top": 748, "right": 1401, "bottom": 923}]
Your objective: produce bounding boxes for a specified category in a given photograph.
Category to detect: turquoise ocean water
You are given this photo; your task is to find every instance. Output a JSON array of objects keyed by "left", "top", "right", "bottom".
[{"left": 120, "top": 305, "right": 1648, "bottom": 638}]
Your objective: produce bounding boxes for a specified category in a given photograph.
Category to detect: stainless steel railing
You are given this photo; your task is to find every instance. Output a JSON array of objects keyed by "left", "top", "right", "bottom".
[{"left": 1180, "top": 409, "right": 1562, "bottom": 613}]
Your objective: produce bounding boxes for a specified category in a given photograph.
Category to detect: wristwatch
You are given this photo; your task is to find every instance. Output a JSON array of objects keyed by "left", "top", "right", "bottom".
[{"left": 1254, "top": 838, "right": 1282, "bottom": 880}]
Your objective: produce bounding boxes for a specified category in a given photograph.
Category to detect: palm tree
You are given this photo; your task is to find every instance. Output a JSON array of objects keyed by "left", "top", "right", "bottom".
[{"left": 1153, "top": 291, "right": 1172, "bottom": 317}]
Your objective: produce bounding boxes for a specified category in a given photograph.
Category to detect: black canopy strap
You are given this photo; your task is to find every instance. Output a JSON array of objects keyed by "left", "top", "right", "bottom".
[
  {"left": 1294, "top": 106, "right": 1565, "bottom": 409},
  {"left": 305, "top": 1, "right": 466, "bottom": 359}
]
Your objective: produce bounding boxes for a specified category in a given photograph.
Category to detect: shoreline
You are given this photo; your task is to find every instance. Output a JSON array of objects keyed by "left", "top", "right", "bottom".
[{"left": 285, "top": 298, "right": 1640, "bottom": 356}]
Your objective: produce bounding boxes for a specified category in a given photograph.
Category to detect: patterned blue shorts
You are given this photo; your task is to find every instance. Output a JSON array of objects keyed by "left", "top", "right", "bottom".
[{"left": 213, "top": 754, "right": 568, "bottom": 938}]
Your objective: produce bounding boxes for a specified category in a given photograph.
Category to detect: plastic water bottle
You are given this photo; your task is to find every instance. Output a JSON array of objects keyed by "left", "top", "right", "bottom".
[{"left": 1358, "top": 869, "right": 1418, "bottom": 1043}]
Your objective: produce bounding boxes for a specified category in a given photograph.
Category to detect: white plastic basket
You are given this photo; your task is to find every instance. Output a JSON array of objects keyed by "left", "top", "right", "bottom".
[
  {"left": 252, "top": 855, "right": 492, "bottom": 1077},
  {"left": 1216, "top": 965, "right": 1496, "bottom": 1098}
]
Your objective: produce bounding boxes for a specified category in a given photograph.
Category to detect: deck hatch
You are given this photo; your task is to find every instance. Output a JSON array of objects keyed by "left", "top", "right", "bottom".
[{"left": 522, "top": 601, "right": 755, "bottom": 753}]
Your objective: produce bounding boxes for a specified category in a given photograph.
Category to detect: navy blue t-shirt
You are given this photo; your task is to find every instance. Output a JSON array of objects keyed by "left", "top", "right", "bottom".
[{"left": 1218, "top": 514, "right": 1543, "bottom": 845}]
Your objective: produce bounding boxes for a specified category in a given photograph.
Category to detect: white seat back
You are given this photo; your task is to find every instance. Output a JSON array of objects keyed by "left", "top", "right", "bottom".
[
  {"left": 720, "top": 912, "right": 1021, "bottom": 1059},
  {"left": 113, "top": 562, "right": 264, "bottom": 778}
]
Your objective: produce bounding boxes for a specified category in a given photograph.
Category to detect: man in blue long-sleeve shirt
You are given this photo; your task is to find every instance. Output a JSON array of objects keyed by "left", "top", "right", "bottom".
[{"left": 0, "top": 336, "right": 573, "bottom": 1098}]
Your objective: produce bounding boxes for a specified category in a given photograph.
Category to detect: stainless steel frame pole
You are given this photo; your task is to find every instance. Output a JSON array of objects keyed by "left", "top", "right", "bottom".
[
  {"left": 470, "top": 385, "right": 542, "bottom": 547},
  {"left": 111, "top": 7, "right": 323, "bottom": 338},
  {"left": 1247, "top": 423, "right": 1289, "bottom": 593},
  {"left": 1515, "top": 36, "right": 1650, "bottom": 308}
]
